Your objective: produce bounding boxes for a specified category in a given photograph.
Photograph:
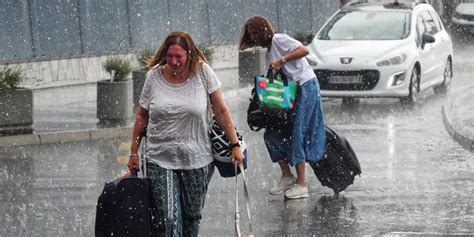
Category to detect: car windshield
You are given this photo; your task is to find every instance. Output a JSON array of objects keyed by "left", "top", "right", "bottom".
[{"left": 318, "top": 10, "right": 411, "bottom": 40}]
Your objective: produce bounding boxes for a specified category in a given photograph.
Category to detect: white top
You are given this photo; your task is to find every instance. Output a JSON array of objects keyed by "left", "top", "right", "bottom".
[
  {"left": 139, "top": 63, "right": 221, "bottom": 170},
  {"left": 266, "top": 33, "right": 316, "bottom": 85}
]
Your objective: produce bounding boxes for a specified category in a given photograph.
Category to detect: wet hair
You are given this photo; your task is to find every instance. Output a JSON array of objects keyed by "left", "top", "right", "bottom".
[
  {"left": 147, "top": 31, "right": 207, "bottom": 74},
  {"left": 239, "top": 15, "right": 275, "bottom": 50}
]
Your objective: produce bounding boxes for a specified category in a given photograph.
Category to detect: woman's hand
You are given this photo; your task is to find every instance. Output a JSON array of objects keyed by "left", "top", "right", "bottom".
[
  {"left": 271, "top": 58, "right": 284, "bottom": 71},
  {"left": 231, "top": 146, "right": 245, "bottom": 166},
  {"left": 128, "top": 154, "right": 140, "bottom": 171}
]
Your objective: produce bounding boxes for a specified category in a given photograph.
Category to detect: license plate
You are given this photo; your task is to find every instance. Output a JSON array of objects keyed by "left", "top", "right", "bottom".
[{"left": 329, "top": 75, "right": 363, "bottom": 84}]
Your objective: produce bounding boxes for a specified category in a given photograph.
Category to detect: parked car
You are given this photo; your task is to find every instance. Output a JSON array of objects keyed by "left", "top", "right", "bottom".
[
  {"left": 307, "top": 0, "right": 453, "bottom": 104},
  {"left": 451, "top": 0, "right": 474, "bottom": 35}
]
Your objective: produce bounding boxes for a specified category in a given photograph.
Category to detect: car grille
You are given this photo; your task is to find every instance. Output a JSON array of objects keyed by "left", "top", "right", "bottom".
[
  {"left": 315, "top": 70, "right": 380, "bottom": 91},
  {"left": 460, "top": 14, "right": 474, "bottom": 22}
]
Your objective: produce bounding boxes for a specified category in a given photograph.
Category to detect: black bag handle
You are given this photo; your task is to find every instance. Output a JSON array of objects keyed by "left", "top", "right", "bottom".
[
  {"left": 247, "top": 88, "right": 263, "bottom": 132},
  {"left": 267, "top": 66, "right": 289, "bottom": 86}
]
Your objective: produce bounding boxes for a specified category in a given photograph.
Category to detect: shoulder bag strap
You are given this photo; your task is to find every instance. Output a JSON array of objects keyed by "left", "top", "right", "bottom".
[{"left": 198, "top": 64, "right": 213, "bottom": 126}]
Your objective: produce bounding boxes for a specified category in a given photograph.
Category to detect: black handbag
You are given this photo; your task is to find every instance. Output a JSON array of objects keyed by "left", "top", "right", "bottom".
[
  {"left": 199, "top": 66, "right": 248, "bottom": 178},
  {"left": 247, "top": 68, "right": 295, "bottom": 133}
]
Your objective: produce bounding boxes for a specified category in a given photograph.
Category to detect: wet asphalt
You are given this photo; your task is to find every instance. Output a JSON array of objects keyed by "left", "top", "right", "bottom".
[
  {"left": 1, "top": 83, "right": 473, "bottom": 236},
  {"left": 1, "top": 40, "right": 474, "bottom": 236}
]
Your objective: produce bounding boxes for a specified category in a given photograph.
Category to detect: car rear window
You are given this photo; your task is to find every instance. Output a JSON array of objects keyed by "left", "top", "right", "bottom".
[{"left": 318, "top": 10, "right": 411, "bottom": 40}]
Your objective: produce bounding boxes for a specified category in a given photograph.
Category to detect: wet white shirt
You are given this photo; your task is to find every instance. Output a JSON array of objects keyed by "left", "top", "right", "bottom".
[
  {"left": 266, "top": 33, "right": 316, "bottom": 85},
  {"left": 139, "top": 63, "right": 220, "bottom": 170}
]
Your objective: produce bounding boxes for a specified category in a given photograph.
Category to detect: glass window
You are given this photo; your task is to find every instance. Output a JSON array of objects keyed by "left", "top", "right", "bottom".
[
  {"left": 421, "top": 11, "right": 438, "bottom": 34},
  {"left": 317, "top": 10, "right": 411, "bottom": 40},
  {"left": 416, "top": 15, "right": 425, "bottom": 44},
  {"left": 428, "top": 11, "right": 443, "bottom": 32}
]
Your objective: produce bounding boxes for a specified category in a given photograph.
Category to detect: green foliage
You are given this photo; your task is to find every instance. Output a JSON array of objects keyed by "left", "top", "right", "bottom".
[
  {"left": 0, "top": 67, "right": 24, "bottom": 89},
  {"left": 103, "top": 57, "right": 132, "bottom": 81},
  {"left": 198, "top": 45, "right": 214, "bottom": 62},
  {"left": 293, "top": 32, "right": 314, "bottom": 46},
  {"left": 136, "top": 49, "right": 154, "bottom": 70}
]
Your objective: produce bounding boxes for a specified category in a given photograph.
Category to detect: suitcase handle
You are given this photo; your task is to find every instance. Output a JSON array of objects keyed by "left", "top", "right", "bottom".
[{"left": 140, "top": 127, "right": 148, "bottom": 178}]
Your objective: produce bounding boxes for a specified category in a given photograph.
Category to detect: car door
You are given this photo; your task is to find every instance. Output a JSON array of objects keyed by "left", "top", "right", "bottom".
[
  {"left": 428, "top": 10, "right": 451, "bottom": 83},
  {"left": 424, "top": 11, "right": 446, "bottom": 86},
  {"left": 415, "top": 11, "right": 431, "bottom": 87},
  {"left": 416, "top": 10, "right": 438, "bottom": 89}
]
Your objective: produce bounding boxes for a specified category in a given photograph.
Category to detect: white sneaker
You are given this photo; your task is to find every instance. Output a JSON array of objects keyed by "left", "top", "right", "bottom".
[
  {"left": 284, "top": 184, "right": 309, "bottom": 199},
  {"left": 269, "top": 176, "right": 297, "bottom": 195}
]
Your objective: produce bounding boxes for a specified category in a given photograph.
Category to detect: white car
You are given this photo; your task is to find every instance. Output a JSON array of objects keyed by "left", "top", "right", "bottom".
[
  {"left": 452, "top": 0, "right": 474, "bottom": 35},
  {"left": 307, "top": 0, "right": 453, "bottom": 104}
]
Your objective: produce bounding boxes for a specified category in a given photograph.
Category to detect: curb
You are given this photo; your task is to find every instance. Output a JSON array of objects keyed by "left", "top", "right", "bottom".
[
  {"left": 0, "top": 127, "right": 133, "bottom": 147},
  {"left": 441, "top": 88, "right": 474, "bottom": 152},
  {"left": 0, "top": 86, "right": 252, "bottom": 147}
]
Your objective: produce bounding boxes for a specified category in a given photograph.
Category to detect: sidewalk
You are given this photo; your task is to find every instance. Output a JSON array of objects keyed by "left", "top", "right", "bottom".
[
  {"left": 441, "top": 86, "right": 474, "bottom": 152},
  {"left": 0, "top": 78, "right": 473, "bottom": 152},
  {"left": 0, "top": 67, "right": 253, "bottom": 147}
]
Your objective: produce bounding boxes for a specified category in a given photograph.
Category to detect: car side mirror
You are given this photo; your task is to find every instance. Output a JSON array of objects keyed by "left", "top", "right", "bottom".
[{"left": 421, "top": 32, "right": 435, "bottom": 50}]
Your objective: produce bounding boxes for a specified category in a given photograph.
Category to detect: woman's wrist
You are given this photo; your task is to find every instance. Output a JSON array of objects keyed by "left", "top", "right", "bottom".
[{"left": 230, "top": 142, "right": 241, "bottom": 149}]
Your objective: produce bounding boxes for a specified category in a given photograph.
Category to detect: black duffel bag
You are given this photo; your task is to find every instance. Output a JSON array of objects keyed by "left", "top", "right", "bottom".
[{"left": 247, "top": 86, "right": 294, "bottom": 133}]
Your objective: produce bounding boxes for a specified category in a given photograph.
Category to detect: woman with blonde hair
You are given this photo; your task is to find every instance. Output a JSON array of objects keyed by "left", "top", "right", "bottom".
[{"left": 128, "top": 31, "right": 244, "bottom": 236}]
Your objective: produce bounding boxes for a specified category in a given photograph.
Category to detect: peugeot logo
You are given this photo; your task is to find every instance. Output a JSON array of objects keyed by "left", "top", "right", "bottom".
[{"left": 340, "top": 57, "right": 353, "bottom": 64}]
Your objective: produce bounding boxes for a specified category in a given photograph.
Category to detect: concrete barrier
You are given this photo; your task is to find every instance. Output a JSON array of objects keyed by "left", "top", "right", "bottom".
[{"left": 238, "top": 48, "right": 266, "bottom": 84}]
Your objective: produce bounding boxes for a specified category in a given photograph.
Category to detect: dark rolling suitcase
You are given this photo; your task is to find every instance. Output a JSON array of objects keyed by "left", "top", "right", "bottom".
[
  {"left": 95, "top": 132, "right": 153, "bottom": 237},
  {"left": 95, "top": 174, "right": 152, "bottom": 236},
  {"left": 310, "top": 125, "right": 362, "bottom": 194}
]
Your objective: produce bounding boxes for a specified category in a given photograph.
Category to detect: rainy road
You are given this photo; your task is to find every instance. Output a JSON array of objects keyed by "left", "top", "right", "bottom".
[
  {"left": 201, "top": 51, "right": 474, "bottom": 236},
  {"left": 1, "top": 42, "right": 474, "bottom": 236}
]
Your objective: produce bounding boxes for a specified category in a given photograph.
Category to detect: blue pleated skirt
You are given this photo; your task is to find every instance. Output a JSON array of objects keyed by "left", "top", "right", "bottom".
[{"left": 264, "top": 78, "right": 326, "bottom": 166}]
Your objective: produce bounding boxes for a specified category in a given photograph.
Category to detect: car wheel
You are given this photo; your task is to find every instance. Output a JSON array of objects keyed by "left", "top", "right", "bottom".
[
  {"left": 400, "top": 67, "right": 419, "bottom": 104},
  {"left": 433, "top": 58, "right": 452, "bottom": 95}
]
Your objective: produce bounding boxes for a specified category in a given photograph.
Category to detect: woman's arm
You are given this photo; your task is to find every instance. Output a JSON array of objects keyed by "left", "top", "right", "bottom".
[
  {"left": 209, "top": 89, "right": 244, "bottom": 165},
  {"left": 128, "top": 107, "right": 149, "bottom": 171},
  {"left": 271, "top": 45, "right": 309, "bottom": 70}
]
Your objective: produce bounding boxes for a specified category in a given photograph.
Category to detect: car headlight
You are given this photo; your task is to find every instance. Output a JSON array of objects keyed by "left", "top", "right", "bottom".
[{"left": 376, "top": 53, "right": 407, "bottom": 67}]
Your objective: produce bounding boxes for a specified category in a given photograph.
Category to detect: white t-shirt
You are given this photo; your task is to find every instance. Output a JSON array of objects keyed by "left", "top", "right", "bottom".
[
  {"left": 139, "top": 63, "right": 221, "bottom": 170},
  {"left": 266, "top": 33, "right": 316, "bottom": 85}
]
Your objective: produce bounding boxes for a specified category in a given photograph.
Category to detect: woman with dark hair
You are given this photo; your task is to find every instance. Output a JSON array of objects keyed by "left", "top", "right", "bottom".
[
  {"left": 128, "top": 31, "right": 244, "bottom": 236},
  {"left": 239, "top": 16, "right": 326, "bottom": 199}
]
